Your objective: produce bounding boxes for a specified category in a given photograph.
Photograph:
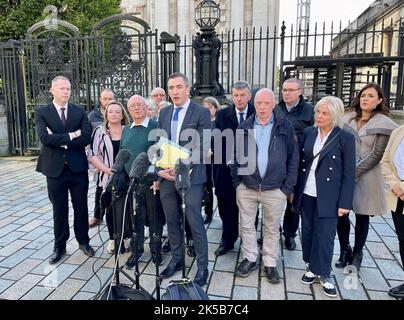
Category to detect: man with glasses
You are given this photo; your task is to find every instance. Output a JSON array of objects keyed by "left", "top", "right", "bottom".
[
  {"left": 213, "top": 81, "right": 256, "bottom": 256},
  {"left": 274, "top": 78, "right": 314, "bottom": 251},
  {"left": 121, "top": 95, "right": 165, "bottom": 268},
  {"left": 150, "top": 87, "right": 167, "bottom": 106}
]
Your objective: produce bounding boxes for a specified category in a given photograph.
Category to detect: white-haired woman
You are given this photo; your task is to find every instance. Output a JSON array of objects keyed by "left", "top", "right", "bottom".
[{"left": 294, "top": 96, "right": 356, "bottom": 298}]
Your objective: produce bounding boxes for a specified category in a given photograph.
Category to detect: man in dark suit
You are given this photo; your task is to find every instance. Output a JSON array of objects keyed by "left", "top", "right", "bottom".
[
  {"left": 157, "top": 73, "right": 211, "bottom": 286},
  {"left": 35, "top": 76, "right": 94, "bottom": 264},
  {"left": 213, "top": 81, "right": 255, "bottom": 256}
]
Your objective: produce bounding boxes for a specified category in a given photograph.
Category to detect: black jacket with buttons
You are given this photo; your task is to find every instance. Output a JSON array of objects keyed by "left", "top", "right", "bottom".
[{"left": 294, "top": 126, "right": 356, "bottom": 217}]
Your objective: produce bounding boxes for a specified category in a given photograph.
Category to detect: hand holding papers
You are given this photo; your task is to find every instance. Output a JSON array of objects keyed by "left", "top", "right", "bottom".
[
  {"left": 155, "top": 137, "right": 191, "bottom": 182},
  {"left": 155, "top": 137, "right": 191, "bottom": 169}
]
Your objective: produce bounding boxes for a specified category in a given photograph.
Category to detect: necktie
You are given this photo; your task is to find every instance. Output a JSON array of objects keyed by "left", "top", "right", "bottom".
[
  {"left": 171, "top": 107, "right": 181, "bottom": 143},
  {"left": 239, "top": 112, "right": 245, "bottom": 124},
  {"left": 60, "top": 107, "right": 66, "bottom": 127}
]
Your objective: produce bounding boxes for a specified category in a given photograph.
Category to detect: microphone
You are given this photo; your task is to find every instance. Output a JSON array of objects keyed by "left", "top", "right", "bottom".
[
  {"left": 129, "top": 152, "right": 150, "bottom": 182},
  {"left": 105, "top": 149, "right": 131, "bottom": 191},
  {"left": 145, "top": 144, "right": 160, "bottom": 182},
  {"left": 175, "top": 158, "right": 191, "bottom": 192}
]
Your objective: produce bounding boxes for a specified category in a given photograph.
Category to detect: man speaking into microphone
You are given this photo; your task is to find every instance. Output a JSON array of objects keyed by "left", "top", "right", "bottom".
[
  {"left": 120, "top": 94, "right": 165, "bottom": 268},
  {"left": 157, "top": 73, "right": 211, "bottom": 286}
]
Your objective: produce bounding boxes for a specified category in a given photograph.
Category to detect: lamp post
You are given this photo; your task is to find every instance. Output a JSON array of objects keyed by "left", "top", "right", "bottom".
[{"left": 191, "top": 0, "right": 227, "bottom": 104}]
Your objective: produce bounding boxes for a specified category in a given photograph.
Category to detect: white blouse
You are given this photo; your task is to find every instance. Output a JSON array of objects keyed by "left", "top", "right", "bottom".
[{"left": 303, "top": 127, "right": 333, "bottom": 197}]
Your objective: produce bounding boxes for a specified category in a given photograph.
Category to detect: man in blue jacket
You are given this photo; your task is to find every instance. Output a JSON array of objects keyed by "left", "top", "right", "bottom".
[
  {"left": 231, "top": 88, "right": 299, "bottom": 283},
  {"left": 274, "top": 78, "right": 314, "bottom": 251}
]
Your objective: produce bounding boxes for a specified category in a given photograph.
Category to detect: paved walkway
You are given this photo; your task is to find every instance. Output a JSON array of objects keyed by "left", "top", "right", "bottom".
[{"left": 0, "top": 157, "right": 403, "bottom": 300}]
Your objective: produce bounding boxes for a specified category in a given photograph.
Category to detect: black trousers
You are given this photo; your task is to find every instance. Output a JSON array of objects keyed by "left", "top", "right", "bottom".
[
  {"left": 47, "top": 165, "right": 89, "bottom": 250},
  {"left": 282, "top": 201, "right": 300, "bottom": 239},
  {"left": 392, "top": 198, "right": 404, "bottom": 267},
  {"left": 160, "top": 181, "right": 208, "bottom": 269},
  {"left": 143, "top": 188, "right": 165, "bottom": 255},
  {"left": 204, "top": 164, "right": 214, "bottom": 216},
  {"left": 217, "top": 191, "right": 239, "bottom": 249},
  {"left": 337, "top": 213, "right": 369, "bottom": 253},
  {"left": 301, "top": 194, "right": 338, "bottom": 277},
  {"left": 93, "top": 185, "right": 103, "bottom": 220},
  {"left": 128, "top": 187, "right": 165, "bottom": 256}
]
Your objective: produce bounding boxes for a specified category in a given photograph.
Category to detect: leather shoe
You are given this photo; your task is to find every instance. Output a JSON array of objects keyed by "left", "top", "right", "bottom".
[
  {"left": 388, "top": 283, "right": 404, "bottom": 299},
  {"left": 214, "top": 244, "right": 233, "bottom": 256},
  {"left": 194, "top": 268, "right": 209, "bottom": 286},
  {"left": 284, "top": 237, "right": 296, "bottom": 251},
  {"left": 79, "top": 243, "right": 95, "bottom": 257},
  {"left": 160, "top": 260, "right": 183, "bottom": 279},
  {"left": 49, "top": 248, "right": 66, "bottom": 264},
  {"left": 161, "top": 241, "right": 171, "bottom": 253},
  {"left": 264, "top": 266, "right": 280, "bottom": 284},
  {"left": 89, "top": 218, "right": 101, "bottom": 228}
]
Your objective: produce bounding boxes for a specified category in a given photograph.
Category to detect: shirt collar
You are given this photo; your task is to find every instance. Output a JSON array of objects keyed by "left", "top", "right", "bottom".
[
  {"left": 254, "top": 113, "right": 274, "bottom": 126},
  {"left": 236, "top": 105, "right": 248, "bottom": 115},
  {"left": 131, "top": 117, "right": 150, "bottom": 129},
  {"left": 317, "top": 126, "right": 334, "bottom": 141},
  {"left": 53, "top": 100, "right": 68, "bottom": 111},
  {"left": 174, "top": 99, "right": 191, "bottom": 110}
]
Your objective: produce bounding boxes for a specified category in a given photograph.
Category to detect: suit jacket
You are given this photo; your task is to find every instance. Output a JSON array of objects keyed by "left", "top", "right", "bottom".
[
  {"left": 158, "top": 100, "right": 211, "bottom": 185},
  {"left": 35, "top": 102, "right": 92, "bottom": 178},
  {"left": 295, "top": 126, "right": 356, "bottom": 218},
  {"left": 213, "top": 102, "right": 256, "bottom": 197}
]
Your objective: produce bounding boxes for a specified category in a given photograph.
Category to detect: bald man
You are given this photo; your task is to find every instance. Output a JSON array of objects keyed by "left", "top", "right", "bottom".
[{"left": 231, "top": 88, "right": 299, "bottom": 284}]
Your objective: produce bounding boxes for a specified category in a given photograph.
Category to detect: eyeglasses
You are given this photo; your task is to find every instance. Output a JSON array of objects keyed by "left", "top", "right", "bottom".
[
  {"left": 152, "top": 93, "right": 165, "bottom": 97},
  {"left": 129, "top": 104, "right": 146, "bottom": 108},
  {"left": 282, "top": 88, "right": 300, "bottom": 93}
]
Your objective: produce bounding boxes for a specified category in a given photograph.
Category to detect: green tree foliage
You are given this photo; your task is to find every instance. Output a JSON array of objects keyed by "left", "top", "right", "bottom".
[{"left": 0, "top": 0, "right": 122, "bottom": 41}]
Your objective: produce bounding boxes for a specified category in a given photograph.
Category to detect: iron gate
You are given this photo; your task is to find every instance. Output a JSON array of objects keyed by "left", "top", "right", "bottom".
[
  {"left": 1, "top": 14, "right": 403, "bottom": 155},
  {"left": 0, "top": 14, "right": 178, "bottom": 154}
]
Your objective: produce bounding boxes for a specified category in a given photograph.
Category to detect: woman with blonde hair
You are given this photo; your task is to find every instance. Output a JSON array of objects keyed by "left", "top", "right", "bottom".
[{"left": 90, "top": 101, "right": 129, "bottom": 254}]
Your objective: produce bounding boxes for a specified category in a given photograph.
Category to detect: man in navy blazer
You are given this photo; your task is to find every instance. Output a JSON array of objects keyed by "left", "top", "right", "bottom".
[
  {"left": 213, "top": 81, "right": 256, "bottom": 256},
  {"left": 35, "top": 76, "right": 94, "bottom": 264},
  {"left": 157, "top": 73, "right": 211, "bottom": 286}
]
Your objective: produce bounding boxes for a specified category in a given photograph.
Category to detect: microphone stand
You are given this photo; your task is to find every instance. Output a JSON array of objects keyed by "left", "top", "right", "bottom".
[
  {"left": 128, "top": 182, "right": 141, "bottom": 290},
  {"left": 111, "top": 185, "right": 121, "bottom": 286},
  {"left": 179, "top": 186, "right": 188, "bottom": 281},
  {"left": 152, "top": 181, "right": 161, "bottom": 300}
]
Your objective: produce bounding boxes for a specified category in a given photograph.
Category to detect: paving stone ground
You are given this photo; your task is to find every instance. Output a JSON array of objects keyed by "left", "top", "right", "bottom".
[{"left": 0, "top": 157, "right": 403, "bottom": 300}]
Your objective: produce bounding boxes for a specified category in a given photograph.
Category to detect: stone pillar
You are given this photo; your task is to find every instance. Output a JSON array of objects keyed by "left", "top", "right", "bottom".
[
  {"left": 230, "top": 0, "right": 245, "bottom": 83},
  {"left": 251, "top": 0, "right": 280, "bottom": 90},
  {"left": 151, "top": 0, "right": 170, "bottom": 33}
]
